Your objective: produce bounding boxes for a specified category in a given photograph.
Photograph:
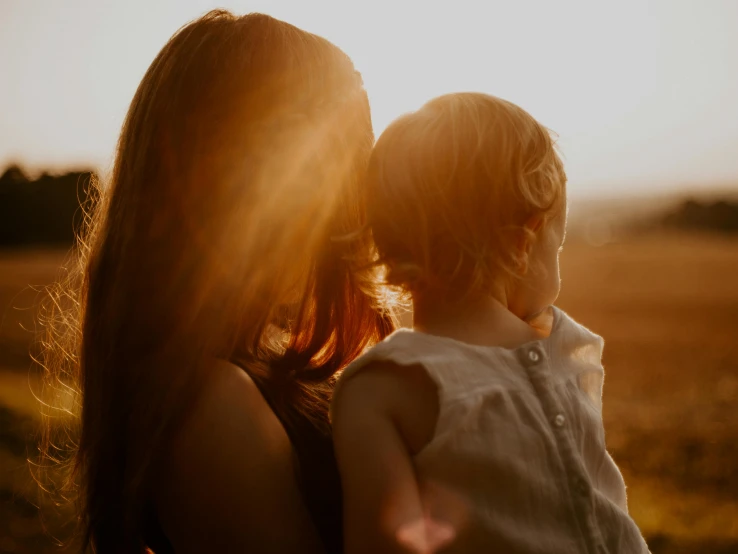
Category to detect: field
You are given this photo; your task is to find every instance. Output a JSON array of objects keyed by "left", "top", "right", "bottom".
[
  {"left": 0, "top": 233, "right": 737, "bottom": 553},
  {"left": 0, "top": 249, "right": 73, "bottom": 554},
  {"left": 558, "top": 233, "right": 738, "bottom": 553}
]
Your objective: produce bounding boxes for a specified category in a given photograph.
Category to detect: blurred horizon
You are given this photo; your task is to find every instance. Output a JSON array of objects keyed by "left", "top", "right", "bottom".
[
  {"left": 2, "top": 0, "right": 738, "bottom": 198},
  {"left": 3, "top": 157, "right": 738, "bottom": 199}
]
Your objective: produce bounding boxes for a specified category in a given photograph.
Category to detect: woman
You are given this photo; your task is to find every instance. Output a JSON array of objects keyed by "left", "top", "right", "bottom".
[{"left": 39, "top": 10, "right": 394, "bottom": 553}]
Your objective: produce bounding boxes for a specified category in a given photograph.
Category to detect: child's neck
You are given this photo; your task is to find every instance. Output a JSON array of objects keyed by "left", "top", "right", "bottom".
[{"left": 412, "top": 292, "right": 542, "bottom": 350}]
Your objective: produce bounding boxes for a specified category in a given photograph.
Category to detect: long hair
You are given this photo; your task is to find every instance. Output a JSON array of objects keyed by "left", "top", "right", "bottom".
[{"left": 38, "top": 10, "right": 394, "bottom": 552}]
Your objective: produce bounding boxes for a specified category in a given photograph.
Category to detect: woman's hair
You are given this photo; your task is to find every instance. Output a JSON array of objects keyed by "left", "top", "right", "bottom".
[
  {"left": 38, "top": 10, "right": 394, "bottom": 552},
  {"left": 365, "top": 92, "right": 566, "bottom": 297}
]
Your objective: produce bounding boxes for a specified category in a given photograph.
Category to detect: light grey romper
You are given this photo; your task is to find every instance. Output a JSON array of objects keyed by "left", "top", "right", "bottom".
[{"left": 334, "top": 306, "right": 649, "bottom": 554}]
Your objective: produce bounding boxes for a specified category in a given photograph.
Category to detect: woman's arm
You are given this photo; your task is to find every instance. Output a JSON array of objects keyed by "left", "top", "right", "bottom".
[
  {"left": 332, "top": 364, "right": 445, "bottom": 554},
  {"left": 155, "top": 360, "right": 325, "bottom": 554}
]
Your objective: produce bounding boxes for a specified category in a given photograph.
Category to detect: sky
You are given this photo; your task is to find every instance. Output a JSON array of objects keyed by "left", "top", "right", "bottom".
[{"left": 1, "top": 0, "right": 737, "bottom": 197}]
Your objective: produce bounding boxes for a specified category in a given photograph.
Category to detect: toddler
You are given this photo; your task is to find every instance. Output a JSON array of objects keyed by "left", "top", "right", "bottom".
[{"left": 331, "top": 93, "right": 649, "bottom": 554}]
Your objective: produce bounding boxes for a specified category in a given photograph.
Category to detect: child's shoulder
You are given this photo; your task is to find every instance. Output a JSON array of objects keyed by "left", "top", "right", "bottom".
[
  {"left": 549, "top": 306, "right": 605, "bottom": 369},
  {"left": 331, "top": 329, "right": 444, "bottom": 407},
  {"left": 345, "top": 328, "right": 465, "bottom": 373},
  {"left": 335, "top": 328, "right": 498, "bottom": 394},
  {"left": 332, "top": 327, "right": 521, "bottom": 417},
  {"left": 329, "top": 331, "right": 441, "bottom": 453}
]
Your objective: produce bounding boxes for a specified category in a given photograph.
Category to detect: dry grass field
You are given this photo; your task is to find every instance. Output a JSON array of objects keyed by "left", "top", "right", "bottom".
[
  {"left": 0, "top": 232, "right": 736, "bottom": 553},
  {"left": 558, "top": 233, "right": 738, "bottom": 554},
  {"left": 0, "top": 249, "right": 72, "bottom": 554}
]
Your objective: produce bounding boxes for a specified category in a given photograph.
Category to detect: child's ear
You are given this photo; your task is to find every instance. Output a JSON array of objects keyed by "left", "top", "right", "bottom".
[{"left": 515, "top": 215, "right": 545, "bottom": 275}]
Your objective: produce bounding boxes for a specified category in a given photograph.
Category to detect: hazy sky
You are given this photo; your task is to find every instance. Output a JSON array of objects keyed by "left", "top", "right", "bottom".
[{"left": 1, "top": 0, "right": 737, "bottom": 196}]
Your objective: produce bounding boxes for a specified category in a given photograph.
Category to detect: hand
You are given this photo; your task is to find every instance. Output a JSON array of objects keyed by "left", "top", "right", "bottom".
[{"left": 396, "top": 509, "right": 456, "bottom": 554}]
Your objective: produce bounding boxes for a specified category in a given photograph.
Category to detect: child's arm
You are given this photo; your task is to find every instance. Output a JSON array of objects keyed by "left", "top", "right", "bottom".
[{"left": 332, "top": 364, "right": 431, "bottom": 554}]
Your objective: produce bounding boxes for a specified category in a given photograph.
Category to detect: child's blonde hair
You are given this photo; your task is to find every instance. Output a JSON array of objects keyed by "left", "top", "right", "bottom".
[{"left": 365, "top": 92, "right": 566, "bottom": 297}]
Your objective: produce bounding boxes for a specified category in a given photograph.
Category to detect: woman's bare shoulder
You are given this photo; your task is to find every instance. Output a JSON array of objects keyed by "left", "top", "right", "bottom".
[
  {"left": 175, "top": 359, "right": 291, "bottom": 461},
  {"left": 155, "top": 359, "right": 324, "bottom": 553}
]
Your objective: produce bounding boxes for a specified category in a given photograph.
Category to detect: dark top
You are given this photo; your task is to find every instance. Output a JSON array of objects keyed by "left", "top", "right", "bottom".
[{"left": 143, "top": 369, "right": 343, "bottom": 554}]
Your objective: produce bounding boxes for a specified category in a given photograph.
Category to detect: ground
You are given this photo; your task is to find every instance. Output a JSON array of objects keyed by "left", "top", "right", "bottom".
[{"left": 0, "top": 234, "right": 736, "bottom": 553}]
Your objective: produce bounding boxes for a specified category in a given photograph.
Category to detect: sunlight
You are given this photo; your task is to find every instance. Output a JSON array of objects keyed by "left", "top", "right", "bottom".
[{"left": 2, "top": 1, "right": 737, "bottom": 194}]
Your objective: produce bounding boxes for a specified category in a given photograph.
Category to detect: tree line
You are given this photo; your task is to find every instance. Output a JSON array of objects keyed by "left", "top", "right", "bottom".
[
  {"left": 0, "top": 165, "right": 96, "bottom": 247},
  {"left": 1, "top": 164, "right": 736, "bottom": 247}
]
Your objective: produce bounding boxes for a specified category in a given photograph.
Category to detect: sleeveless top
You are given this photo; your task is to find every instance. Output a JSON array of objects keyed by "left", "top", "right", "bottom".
[
  {"left": 144, "top": 368, "right": 343, "bottom": 554},
  {"left": 332, "top": 307, "right": 649, "bottom": 554}
]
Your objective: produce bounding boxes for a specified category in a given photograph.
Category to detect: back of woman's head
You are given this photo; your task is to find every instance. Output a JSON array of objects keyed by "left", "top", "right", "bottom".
[
  {"left": 39, "top": 10, "right": 393, "bottom": 552},
  {"left": 366, "top": 92, "right": 566, "bottom": 298}
]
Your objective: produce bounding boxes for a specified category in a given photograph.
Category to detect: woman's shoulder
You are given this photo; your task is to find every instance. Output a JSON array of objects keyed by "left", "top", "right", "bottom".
[
  {"left": 200, "top": 358, "right": 282, "bottom": 411},
  {"left": 153, "top": 359, "right": 325, "bottom": 553},
  {"left": 187, "top": 358, "right": 291, "bottom": 443},
  {"left": 173, "top": 359, "right": 293, "bottom": 460}
]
